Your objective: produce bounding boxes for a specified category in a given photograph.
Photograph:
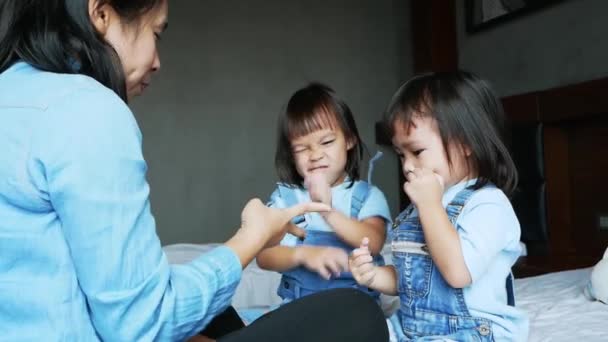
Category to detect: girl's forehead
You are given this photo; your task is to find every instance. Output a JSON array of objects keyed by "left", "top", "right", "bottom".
[
  {"left": 290, "top": 127, "right": 338, "bottom": 144},
  {"left": 287, "top": 110, "right": 341, "bottom": 139},
  {"left": 392, "top": 115, "right": 438, "bottom": 143}
]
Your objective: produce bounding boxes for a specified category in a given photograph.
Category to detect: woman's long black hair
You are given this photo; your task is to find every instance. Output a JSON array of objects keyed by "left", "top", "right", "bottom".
[{"left": 0, "top": 0, "right": 163, "bottom": 102}]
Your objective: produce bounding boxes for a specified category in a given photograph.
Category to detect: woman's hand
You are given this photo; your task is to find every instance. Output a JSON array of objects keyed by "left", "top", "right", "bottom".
[
  {"left": 226, "top": 198, "right": 331, "bottom": 268},
  {"left": 349, "top": 238, "right": 377, "bottom": 287},
  {"left": 239, "top": 198, "right": 330, "bottom": 247},
  {"left": 295, "top": 246, "right": 349, "bottom": 280}
]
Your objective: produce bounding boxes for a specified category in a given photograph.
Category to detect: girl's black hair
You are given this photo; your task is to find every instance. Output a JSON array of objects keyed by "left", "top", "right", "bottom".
[
  {"left": 0, "top": 0, "right": 164, "bottom": 102},
  {"left": 384, "top": 70, "right": 518, "bottom": 196},
  {"left": 275, "top": 82, "right": 363, "bottom": 187}
]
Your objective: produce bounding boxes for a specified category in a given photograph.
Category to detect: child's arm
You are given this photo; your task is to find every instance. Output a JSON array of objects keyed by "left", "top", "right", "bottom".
[
  {"left": 305, "top": 173, "right": 388, "bottom": 255},
  {"left": 417, "top": 204, "right": 471, "bottom": 288},
  {"left": 257, "top": 245, "right": 349, "bottom": 280},
  {"left": 321, "top": 212, "right": 386, "bottom": 255},
  {"left": 404, "top": 169, "right": 471, "bottom": 288},
  {"left": 349, "top": 238, "right": 398, "bottom": 295}
]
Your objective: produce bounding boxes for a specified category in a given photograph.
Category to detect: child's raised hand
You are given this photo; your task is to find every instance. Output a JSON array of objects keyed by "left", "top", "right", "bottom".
[
  {"left": 296, "top": 246, "right": 349, "bottom": 280},
  {"left": 349, "top": 237, "right": 377, "bottom": 287},
  {"left": 304, "top": 172, "right": 332, "bottom": 206},
  {"left": 403, "top": 168, "right": 445, "bottom": 207}
]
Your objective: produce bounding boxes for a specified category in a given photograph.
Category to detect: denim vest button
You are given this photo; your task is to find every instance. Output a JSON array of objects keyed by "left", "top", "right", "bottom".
[{"left": 478, "top": 324, "right": 491, "bottom": 336}]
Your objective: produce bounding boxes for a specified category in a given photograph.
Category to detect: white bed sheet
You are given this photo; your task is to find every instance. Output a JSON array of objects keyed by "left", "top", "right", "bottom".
[
  {"left": 163, "top": 243, "right": 282, "bottom": 309},
  {"left": 515, "top": 268, "right": 608, "bottom": 341},
  {"left": 164, "top": 244, "right": 608, "bottom": 341}
]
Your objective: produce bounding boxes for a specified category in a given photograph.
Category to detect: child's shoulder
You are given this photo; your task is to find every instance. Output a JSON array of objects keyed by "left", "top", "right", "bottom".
[
  {"left": 268, "top": 183, "right": 306, "bottom": 207},
  {"left": 462, "top": 184, "right": 516, "bottom": 219},
  {"left": 467, "top": 184, "right": 511, "bottom": 206}
]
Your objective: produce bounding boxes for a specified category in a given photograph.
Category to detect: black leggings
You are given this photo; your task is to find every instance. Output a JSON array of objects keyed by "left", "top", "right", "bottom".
[{"left": 201, "top": 288, "right": 388, "bottom": 342}]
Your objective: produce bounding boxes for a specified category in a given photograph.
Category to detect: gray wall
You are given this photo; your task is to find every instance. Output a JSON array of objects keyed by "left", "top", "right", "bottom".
[
  {"left": 457, "top": 0, "right": 608, "bottom": 96},
  {"left": 131, "top": 0, "right": 413, "bottom": 245}
]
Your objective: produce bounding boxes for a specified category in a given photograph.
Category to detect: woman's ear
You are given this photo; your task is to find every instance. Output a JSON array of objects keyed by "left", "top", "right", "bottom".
[{"left": 89, "top": 0, "right": 112, "bottom": 36}]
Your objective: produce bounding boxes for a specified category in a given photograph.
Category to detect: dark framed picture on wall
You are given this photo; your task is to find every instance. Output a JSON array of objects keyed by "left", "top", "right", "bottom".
[{"left": 466, "top": 0, "right": 566, "bottom": 33}]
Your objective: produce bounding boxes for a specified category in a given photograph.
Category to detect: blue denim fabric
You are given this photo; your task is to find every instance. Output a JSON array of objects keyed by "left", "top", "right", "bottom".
[
  {"left": 278, "top": 230, "right": 381, "bottom": 300},
  {"left": 391, "top": 188, "right": 496, "bottom": 341},
  {"left": 274, "top": 182, "right": 384, "bottom": 301}
]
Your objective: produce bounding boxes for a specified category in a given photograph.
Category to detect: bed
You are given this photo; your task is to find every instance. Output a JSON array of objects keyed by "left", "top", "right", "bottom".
[{"left": 163, "top": 243, "right": 608, "bottom": 341}]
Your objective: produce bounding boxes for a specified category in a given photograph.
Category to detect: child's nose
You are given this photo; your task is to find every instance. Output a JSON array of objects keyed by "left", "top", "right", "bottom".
[
  {"left": 309, "top": 148, "right": 323, "bottom": 161},
  {"left": 402, "top": 160, "right": 415, "bottom": 175}
]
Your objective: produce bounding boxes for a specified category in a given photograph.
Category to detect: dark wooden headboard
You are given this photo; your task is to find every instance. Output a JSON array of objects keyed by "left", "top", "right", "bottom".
[{"left": 503, "top": 78, "right": 608, "bottom": 275}]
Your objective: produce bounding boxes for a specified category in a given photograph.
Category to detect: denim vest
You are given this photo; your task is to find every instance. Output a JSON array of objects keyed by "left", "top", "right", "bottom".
[
  {"left": 391, "top": 186, "right": 515, "bottom": 341},
  {"left": 276, "top": 181, "right": 384, "bottom": 301}
]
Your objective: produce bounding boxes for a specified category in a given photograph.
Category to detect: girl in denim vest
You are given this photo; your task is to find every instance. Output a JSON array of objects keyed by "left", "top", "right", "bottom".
[
  {"left": 350, "top": 71, "right": 529, "bottom": 341},
  {"left": 256, "top": 82, "right": 392, "bottom": 306}
]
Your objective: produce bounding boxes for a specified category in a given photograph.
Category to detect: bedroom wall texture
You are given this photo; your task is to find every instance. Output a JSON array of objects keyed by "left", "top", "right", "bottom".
[
  {"left": 131, "top": 0, "right": 413, "bottom": 244},
  {"left": 456, "top": 0, "right": 608, "bottom": 97}
]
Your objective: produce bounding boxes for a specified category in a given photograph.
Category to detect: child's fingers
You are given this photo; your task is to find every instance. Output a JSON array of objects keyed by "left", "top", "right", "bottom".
[
  {"left": 325, "top": 259, "right": 342, "bottom": 276},
  {"left": 351, "top": 261, "right": 375, "bottom": 286},
  {"left": 360, "top": 271, "right": 375, "bottom": 286},
  {"left": 360, "top": 237, "right": 369, "bottom": 250},
  {"left": 357, "top": 260, "right": 375, "bottom": 274},
  {"left": 350, "top": 247, "right": 371, "bottom": 259},
  {"left": 351, "top": 251, "right": 373, "bottom": 266},
  {"left": 317, "top": 266, "right": 331, "bottom": 280}
]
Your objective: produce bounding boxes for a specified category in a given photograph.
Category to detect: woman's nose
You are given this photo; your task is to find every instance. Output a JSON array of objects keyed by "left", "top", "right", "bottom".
[{"left": 151, "top": 50, "right": 161, "bottom": 72}]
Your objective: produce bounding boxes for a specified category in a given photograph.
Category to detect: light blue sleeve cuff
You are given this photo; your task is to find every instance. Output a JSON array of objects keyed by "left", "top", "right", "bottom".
[{"left": 191, "top": 245, "right": 243, "bottom": 291}]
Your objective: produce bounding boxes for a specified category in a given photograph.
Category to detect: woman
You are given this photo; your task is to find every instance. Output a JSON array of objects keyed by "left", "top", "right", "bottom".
[{"left": 0, "top": 0, "right": 389, "bottom": 341}]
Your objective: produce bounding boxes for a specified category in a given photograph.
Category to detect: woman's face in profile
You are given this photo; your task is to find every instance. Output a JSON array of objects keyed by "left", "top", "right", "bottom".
[{"left": 92, "top": 0, "right": 168, "bottom": 100}]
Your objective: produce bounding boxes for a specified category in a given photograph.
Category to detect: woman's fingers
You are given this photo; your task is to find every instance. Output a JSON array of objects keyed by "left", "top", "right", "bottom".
[
  {"left": 286, "top": 222, "right": 306, "bottom": 239},
  {"left": 285, "top": 201, "right": 331, "bottom": 219}
]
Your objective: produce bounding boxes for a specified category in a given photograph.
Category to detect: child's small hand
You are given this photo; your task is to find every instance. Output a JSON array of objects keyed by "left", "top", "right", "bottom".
[
  {"left": 304, "top": 172, "right": 332, "bottom": 206},
  {"left": 403, "top": 168, "right": 445, "bottom": 208},
  {"left": 297, "top": 246, "right": 349, "bottom": 280},
  {"left": 349, "top": 237, "right": 377, "bottom": 287}
]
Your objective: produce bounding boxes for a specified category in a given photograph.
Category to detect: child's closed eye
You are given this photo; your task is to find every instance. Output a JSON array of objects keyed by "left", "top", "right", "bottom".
[{"left": 321, "top": 139, "right": 335, "bottom": 145}]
